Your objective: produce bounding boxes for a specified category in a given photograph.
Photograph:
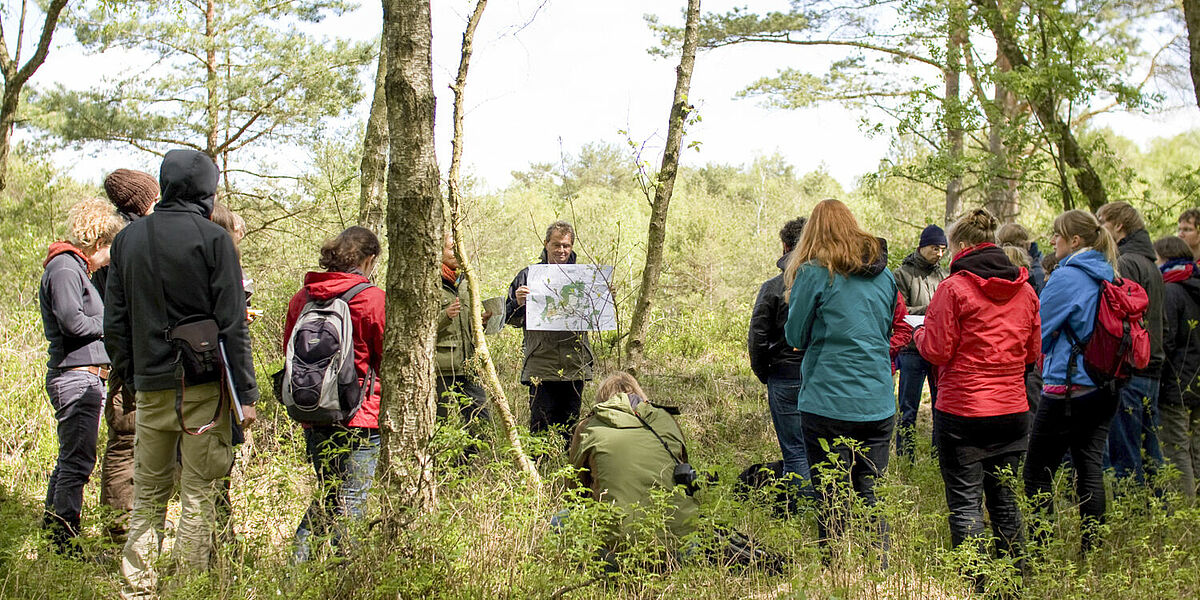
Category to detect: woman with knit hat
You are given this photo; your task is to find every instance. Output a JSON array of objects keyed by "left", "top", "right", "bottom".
[
  {"left": 40, "top": 198, "right": 126, "bottom": 554},
  {"left": 94, "top": 168, "right": 159, "bottom": 542},
  {"left": 893, "top": 223, "right": 948, "bottom": 458}
]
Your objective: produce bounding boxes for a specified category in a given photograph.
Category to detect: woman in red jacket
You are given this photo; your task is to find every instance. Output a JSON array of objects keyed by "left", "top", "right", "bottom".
[
  {"left": 283, "top": 226, "right": 385, "bottom": 562},
  {"left": 914, "top": 209, "right": 1040, "bottom": 572}
]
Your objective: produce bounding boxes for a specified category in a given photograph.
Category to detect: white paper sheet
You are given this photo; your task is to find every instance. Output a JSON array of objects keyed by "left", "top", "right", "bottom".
[{"left": 526, "top": 264, "right": 617, "bottom": 331}]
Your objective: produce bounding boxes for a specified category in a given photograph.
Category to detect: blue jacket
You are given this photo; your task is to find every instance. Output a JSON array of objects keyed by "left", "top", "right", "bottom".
[
  {"left": 1039, "top": 249, "right": 1114, "bottom": 388},
  {"left": 785, "top": 259, "right": 899, "bottom": 422}
]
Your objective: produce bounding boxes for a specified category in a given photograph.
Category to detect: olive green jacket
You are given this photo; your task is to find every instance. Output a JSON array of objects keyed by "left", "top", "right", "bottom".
[
  {"left": 505, "top": 262, "right": 594, "bottom": 383},
  {"left": 568, "top": 393, "right": 699, "bottom": 543},
  {"left": 435, "top": 277, "right": 476, "bottom": 377}
]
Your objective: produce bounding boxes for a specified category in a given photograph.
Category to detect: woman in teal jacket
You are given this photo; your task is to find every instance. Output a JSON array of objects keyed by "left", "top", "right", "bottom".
[
  {"left": 1023, "top": 209, "right": 1119, "bottom": 554},
  {"left": 784, "top": 199, "right": 908, "bottom": 553}
]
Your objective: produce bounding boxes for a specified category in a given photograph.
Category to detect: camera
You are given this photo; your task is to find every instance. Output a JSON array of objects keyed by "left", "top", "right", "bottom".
[{"left": 673, "top": 462, "right": 699, "bottom": 496}]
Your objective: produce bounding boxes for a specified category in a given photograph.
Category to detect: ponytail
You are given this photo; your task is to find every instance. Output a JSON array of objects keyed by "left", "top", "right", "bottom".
[{"left": 1052, "top": 209, "right": 1117, "bottom": 266}]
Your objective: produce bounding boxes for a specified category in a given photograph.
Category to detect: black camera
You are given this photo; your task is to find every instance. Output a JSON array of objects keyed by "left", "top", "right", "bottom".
[{"left": 673, "top": 462, "right": 699, "bottom": 496}]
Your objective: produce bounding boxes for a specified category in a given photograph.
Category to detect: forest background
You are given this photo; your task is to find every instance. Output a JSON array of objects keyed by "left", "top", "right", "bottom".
[{"left": 2, "top": 0, "right": 1200, "bottom": 598}]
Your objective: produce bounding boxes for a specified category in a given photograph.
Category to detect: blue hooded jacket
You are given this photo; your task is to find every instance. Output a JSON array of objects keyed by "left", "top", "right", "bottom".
[{"left": 1039, "top": 248, "right": 1115, "bottom": 388}]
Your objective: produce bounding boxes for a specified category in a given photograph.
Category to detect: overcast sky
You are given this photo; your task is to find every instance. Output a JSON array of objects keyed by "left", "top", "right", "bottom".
[{"left": 22, "top": 0, "right": 1200, "bottom": 191}]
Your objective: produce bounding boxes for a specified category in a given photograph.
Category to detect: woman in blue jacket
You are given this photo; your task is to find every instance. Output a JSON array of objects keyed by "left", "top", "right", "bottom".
[
  {"left": 1024, "top": 209, "right": 1119, "bottom": 553},
  {"left": 784, "top": 199, "right": 907, "bottom": 554}
]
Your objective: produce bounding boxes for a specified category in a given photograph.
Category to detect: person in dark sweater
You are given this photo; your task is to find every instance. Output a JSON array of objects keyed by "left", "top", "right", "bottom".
[
  {"left": 1097, "top": 202, "right": 1165, "bottom": 486},
  {"left": 94, "top": 168, "right": 159, "bottom": 542},
  {"left": 893, "top": 224, "right": 948, "bottom": 457},
  {"left": 915, "top": 208, "right": 1039, "bottom": 576},
  {"left": 748, "top": 217, "right": 810, "bottom": 504},
  {"left": 1154, "top": 235, "right": 1200, "bottom": 499},
  {"left": 106, "top": 149, "right": 258, "bottom": 593},
  {"left": 39, "top": 198, "right": 126, "bottom": 554}
]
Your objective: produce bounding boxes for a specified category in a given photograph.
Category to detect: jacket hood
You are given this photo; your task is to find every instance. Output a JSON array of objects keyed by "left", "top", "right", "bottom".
[
  {"left": 1117, "top": 229, "right": 1156, "bottom": 263},
  {"left": 1060, "top": 248, "right": 1116, "bottom": 283},
  {"left": 1179, "top": 270, "right": 1200, "bottom": 296},
  {"left": 776, "top": 253, "right": 789, "bottom": 271},
  {"left": 156, "top": 149, "right": 219, "bottom": 218},
  {"left": 859, "top": 237, "right": 890, "bottom": 277},
  {"left": 901, "top": 250, "right": 939, "bottom": 273},
  {"left": 44, "top": 241, "right": 88, "bottom": 269},
  {"left": 301, "top": 270, "right": 371, "bottom": 301},
  {"left": 950, "top": 243, "right": 1028, "bottom": 301},
  {"left": 538, "top": 248, "right": 578, "bottom": 264}
]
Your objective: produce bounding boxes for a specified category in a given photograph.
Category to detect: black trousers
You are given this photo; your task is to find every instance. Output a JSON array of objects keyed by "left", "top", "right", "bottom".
[
  {"left": 1024, "top": 387, "right": 1118, "bottom": 551},
  {"left": 44, "top": 370, "right": 104, "bottom": 536},
  {"left": 528, "top": 380, "right": 584, "bottom": 444},
  {"left": 801, "top": 411, "right": 894, "bottom": 546},
  {"left": 436, "top": 374, "right": 491, "bottom": 427},
  {"left": 935, "top": 416, "right": 1026, "bottom": 556}
]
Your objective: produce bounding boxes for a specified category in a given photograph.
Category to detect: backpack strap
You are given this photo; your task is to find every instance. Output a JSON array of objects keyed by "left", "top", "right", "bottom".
[
  {"left": 341, "top": 282, "right": 373, "bottom": 303},
  {"left": 631, "top": 407, "right": 686, "bottom": 467}
]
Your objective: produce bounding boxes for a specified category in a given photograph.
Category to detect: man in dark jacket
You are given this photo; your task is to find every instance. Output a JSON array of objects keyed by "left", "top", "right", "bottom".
[
  {"left": 93, "top": 168, "right": 160, "bottom": 541},
  {"left": 893, "top": 224, "right": 948, "bottom": 457},
  {"left": 1097, "top": 202, "right": 1165, "bottom": 485},
  {"left": 505, "top": 220, "right": 594, "bottom": 446},
  {"left": 748, "top": 217, "right": 809, "bottom": 500},
  {"left": 1156, "top": 235, "right": 1200, "bottom": 499},
  {"left": 105, "top": 149, "right": 257, "bottom": 594}
]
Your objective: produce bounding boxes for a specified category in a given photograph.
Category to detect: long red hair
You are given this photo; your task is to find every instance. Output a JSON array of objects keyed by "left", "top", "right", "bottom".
[{"left": 784, "top": 199, "right": 881, "bottom": 296}]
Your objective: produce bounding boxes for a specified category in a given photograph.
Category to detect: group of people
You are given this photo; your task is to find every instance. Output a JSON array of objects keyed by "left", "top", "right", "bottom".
[
  {"left": 749, "top": 199, "right": 1200, "bottom": 574},
  {"left": 35, "top": 146, "right": 1200, "bottom": 591}
]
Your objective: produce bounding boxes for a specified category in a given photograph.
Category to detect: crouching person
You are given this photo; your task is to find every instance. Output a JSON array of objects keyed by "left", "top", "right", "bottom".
[{"left": 566, "top": 373, "right": 699, "bottom": 565}]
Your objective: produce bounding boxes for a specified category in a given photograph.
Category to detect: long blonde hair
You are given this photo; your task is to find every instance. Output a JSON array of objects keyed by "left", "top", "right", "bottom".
[
  {"left": 784, "top": 199, "right": 880, "bottom": 297},
  {"left": 1053, "top": 209, "right": 1118, "bottom": 265}
]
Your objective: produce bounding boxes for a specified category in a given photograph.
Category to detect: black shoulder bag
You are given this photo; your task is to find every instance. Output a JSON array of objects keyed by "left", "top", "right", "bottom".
[{"left": 147, "top": 216, "right": 225, "bottom": 435}]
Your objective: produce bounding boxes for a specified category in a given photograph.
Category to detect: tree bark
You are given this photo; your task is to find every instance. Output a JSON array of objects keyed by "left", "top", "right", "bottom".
[
  {"left": 1185, "top": 0, "right": 1200, "bottom": 109},
  {"left": 984, "top": 50, "right": 1020, "bottom": 222},
  {"left": 625, "top": 0, "right": 702, "bottom": 372},
  {"left": 379, "top": 0, "right": 442, "bottom": 517},
  {"left": 943, "top": 0, "right": 965, "bottom": 224},
  {"left": 359, "top": 36, "right": 389, "bottom": 233},
  {"left": 973, "top": 0, "right": 1108, "bottom": 211},
  {"left": 0, "top": 0, "right": 69, "bottom": 191},
  {"left": 204, "top": 0, "right": 219, "bottom": 158},
  {"left": 444, "top": 0, "right": 539, "bottom": 482}
]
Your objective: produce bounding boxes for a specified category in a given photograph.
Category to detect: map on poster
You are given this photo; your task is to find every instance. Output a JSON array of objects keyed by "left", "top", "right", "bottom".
[{"left": 526, "top": 264, "right": 617, "bottom": 331}]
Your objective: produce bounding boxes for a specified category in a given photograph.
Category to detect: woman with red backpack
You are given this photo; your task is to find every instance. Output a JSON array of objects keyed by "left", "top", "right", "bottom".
[{"left": 1023, "top": 210, "right": 1122, "bottom": 553}]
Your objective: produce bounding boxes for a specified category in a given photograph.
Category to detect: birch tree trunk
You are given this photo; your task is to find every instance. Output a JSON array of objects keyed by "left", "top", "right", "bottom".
[
  {"left": 359, "top": 37, "right": 388, "bottom": 233},
  {"left": 625, "top": 0, "right": 702, "bottom": 372},
  {"left": 943, "top": 1, "right": 965, "bottom": 224},
  {"left": 378, "top": 0, "right": 442, "bottom": 517},
  {"left": 444, "top": 0, "right": 540, "bottom": 482}
]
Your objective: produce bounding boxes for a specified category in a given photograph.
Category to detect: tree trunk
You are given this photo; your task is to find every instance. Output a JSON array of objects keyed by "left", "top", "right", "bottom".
[
  {"left": 985, "top": 48, "right": 1019, "bottom": 222},
  {"left": 204, "top": 0, "right": 219, "bottom": 159},
  {"left": 1185, "top": 0, "right": 1200, "bottom": 109},
  {"left": 0, "top": 0, "right": 70, "bottom": 191},
  {"left": 444, "top": 0, "right": 539, "bottom": 482},
  {"left": 379, "top": 0, "right": 442, "bottom": 517},
  {"left": 625, "top": 0, "right": 702, "bottom": 372},
  {"left": 943, "top": 1, "right": 965, "bottom": 224},
  {"left": 359, "top": 37, "right": 389, "bottom": 233},
  {"left": 973, "top": 0, "right": 1108, "bottom": 211}
]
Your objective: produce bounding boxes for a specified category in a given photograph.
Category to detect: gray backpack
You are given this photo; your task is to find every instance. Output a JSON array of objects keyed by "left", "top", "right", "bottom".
[{"left": 280, "top": 283, "right": 375, "bottom": 425}]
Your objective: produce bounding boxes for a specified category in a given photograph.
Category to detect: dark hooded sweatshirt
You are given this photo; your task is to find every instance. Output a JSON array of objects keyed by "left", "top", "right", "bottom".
[
  {"left": 1116, "top": 229, "right": 1165, "bottom": 375},
  {"left": 748, "top": 254, "right": 805, "bottom": 383},
  {"left": 104, "top": 149, "right": 258, "bottom": 405},
  {"left": 1161, "top": 262, "right": 1200, "bottom": 407},
  {"left": 504, "top": 249, "right": 594, "bottom": 383},
  {"left": 40, "top": 243, "right": 109, "bottom": 369}
]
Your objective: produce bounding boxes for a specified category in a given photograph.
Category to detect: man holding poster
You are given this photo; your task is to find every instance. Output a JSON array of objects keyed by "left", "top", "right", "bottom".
[{"left": 505, "top": 221, "right": 600, "bottom": 446}]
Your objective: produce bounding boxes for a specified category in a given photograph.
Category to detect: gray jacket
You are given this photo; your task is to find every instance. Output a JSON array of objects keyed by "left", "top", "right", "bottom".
[
  {"left": 894, "top": 251, "right": 947, "bottom": 315},
  {"left": 40, "top": 245, "right": 108, "bottom": 369}
]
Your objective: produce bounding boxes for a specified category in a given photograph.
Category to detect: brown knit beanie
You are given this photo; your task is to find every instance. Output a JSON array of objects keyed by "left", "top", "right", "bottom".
[{"left": 104, "top": 169, "right": 160, "bottom": 217}]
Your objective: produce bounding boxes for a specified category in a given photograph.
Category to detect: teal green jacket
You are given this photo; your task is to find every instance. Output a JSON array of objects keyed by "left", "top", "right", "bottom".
[{"left": 785, "top": 260, "right": 899, "bottom": 422}]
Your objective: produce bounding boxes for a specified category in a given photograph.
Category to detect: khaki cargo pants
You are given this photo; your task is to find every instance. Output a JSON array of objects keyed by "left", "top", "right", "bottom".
[{"left": 122, "top": 382, "right": 232, "bottom": 596}]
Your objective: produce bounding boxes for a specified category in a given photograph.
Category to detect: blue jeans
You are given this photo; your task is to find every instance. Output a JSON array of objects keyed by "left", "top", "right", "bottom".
[
  {"left": 896, "top": 351, "right": 938, "bottom": 456},
  {"left": 766, "top": 377, "right": 809, "bottom": 486},
  {"left": 294, "top": 426, "right": 380, "bottom": 562},
  {"left": 1105, "top": 375, "right": 1162, "bottom": 485}
]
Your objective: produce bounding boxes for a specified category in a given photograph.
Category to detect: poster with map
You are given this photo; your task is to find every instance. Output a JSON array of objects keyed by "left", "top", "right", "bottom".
[{"left": 526, "top": 264, "right": 617, "bottom": 331}]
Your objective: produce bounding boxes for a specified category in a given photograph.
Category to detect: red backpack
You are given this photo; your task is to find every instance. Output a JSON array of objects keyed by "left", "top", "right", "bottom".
[{"left": 1063, "top": 277, "right": 1151, "bottom": 389}]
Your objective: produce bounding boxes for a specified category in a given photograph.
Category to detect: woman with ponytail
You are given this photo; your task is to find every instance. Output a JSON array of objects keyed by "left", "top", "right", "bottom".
[
  {"left": 914, "top": 208, "right": 1039, "bottom": 570},
  {"left": 1023, "top": 209, "right": 1119, "bottom": 553}
]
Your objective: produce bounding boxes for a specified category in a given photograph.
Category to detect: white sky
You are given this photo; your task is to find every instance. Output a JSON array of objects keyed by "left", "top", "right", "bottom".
[{"left": 17, "top": 0, "right": 1200, "bottom": 190}]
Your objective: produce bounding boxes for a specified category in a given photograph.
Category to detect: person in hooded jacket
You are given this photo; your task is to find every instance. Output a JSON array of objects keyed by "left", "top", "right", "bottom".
[
  {"left": 1023, "top": 209, "right": 1120, "bottom": 554},
  {"left": 748, "top": 217, "right": 810, "bottom": 502},
  {"left": 505, "top": 220, "right": 595, "bottom": 445},
  {"left": 1154, "top": 235, "right": 1200, "bottom": 500},
  {"left": 784, "top": 199, "right": 912, "bottom": 552},
  {"left": 997, "top": 223, "right": 1046, "bottom": 294},
  {"left": 92, "top": 168, "right": 160, "bottom": 542},
  {"left": 893, "top": 224, "right": 948, "bottom": 458},
  {"left": 283, "top": 226, "right": 385, "bottom": 562},
  {"left": 1096, "top": 202, "right": 1165, "bottom": 486},
  {"left": 436, "top": 233, "right": 492, "bottom": 431},
  {"left": 105, "top": 149, "right": 258, "bottom": 593},
  {"left": 914, "top": 208, "right": 1040, "bottom": 568},
  {"left": 39, "top": 198, "right": 126, "bottom": 554}
]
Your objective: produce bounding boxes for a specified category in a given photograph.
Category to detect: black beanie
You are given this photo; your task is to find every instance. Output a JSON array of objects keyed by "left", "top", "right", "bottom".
[{"left": 919, "top": 224, "right": 947, "bottom": 248}]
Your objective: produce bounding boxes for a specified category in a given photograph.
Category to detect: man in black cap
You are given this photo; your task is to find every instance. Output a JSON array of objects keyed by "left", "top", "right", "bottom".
[
  {"left": 894, "top": 224, "right": 948, "bottom": 458},
  {"left": 105, "top": 149, "right": 257, "bottom": 596}
]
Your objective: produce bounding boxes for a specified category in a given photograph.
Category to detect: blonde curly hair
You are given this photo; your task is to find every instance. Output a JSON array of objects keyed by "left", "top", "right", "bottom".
[{"left": 67, "top": 198, "right": 125, "bottom": 251}]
